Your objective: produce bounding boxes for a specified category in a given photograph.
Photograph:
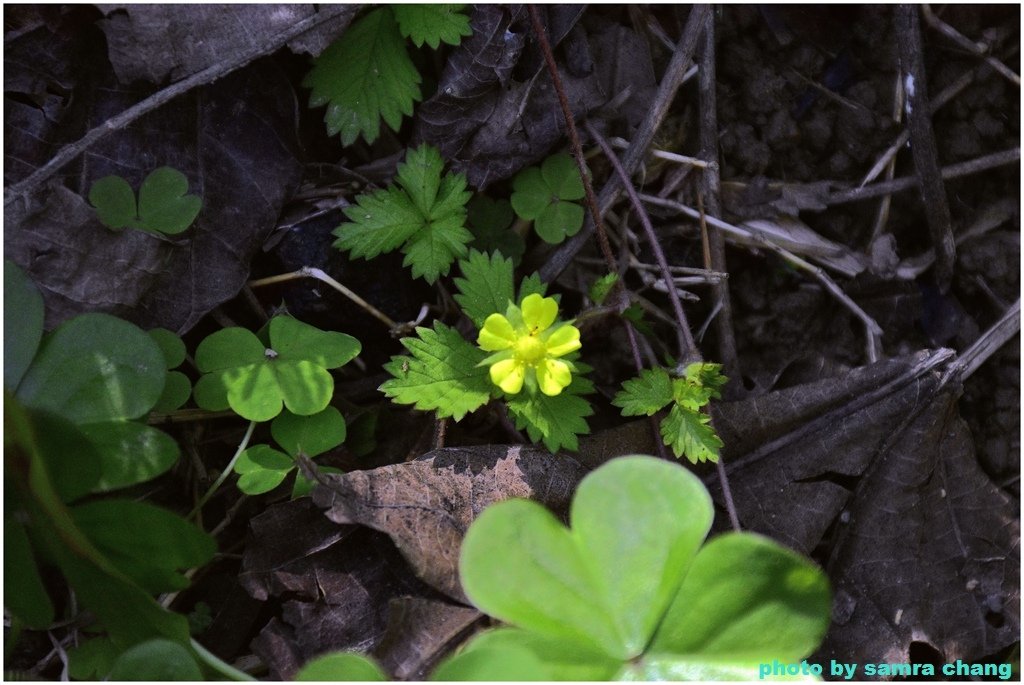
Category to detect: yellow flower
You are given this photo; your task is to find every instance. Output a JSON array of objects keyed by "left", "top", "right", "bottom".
[{"left": 477, "top": 293, "right": 581, "bottom": 396}]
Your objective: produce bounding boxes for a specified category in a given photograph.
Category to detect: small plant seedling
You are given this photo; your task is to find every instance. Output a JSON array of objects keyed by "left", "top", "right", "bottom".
[
  {"left": 305, "top": 5, "right": 471, "bottom": 145},
  {"left": 88, "top": 166, "right": 201, "bottom": 235},
  {"left": 193, "top": 316, "right": 361, "bottom": 422},
  {"left": 381, "top": 250, "right": 594, "bottom": 452},
  {"left": 613, "top": 363, "right": 728, "bottom": 463},
  {"left": 511, "top": 153, "right": 586, "bottom": 244},
  {"left": 234, "top": 406, "right": 346, "bottom": 497},
  {"left": 333, "top": 144, "right": 473, "bottom": 283},
  {"left": 449, "top": 455, "right": 832, "bottom": 680}
]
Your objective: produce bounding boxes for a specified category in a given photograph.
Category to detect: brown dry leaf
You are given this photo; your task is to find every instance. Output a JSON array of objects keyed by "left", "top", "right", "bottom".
[
  {"left": 312, "top": 445, "right": 590, "bottom": 602},
  {"left": 374, "top": 597, "right": 482, "bottom": 680}
]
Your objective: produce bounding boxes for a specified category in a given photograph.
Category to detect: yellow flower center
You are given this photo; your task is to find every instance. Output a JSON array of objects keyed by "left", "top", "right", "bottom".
[{"left": 514, "top": 334, "right": 546, "bottom": 364}]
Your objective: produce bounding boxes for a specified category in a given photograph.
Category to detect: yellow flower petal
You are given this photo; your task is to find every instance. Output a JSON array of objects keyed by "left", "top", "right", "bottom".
[
  {"left": 520, "top": 294, "right": 557, "bottom": 333},
  {"left": 478, "top": 313, "right": 516, "bottom": 351},
  {"left": 536, "top": 358, "right": 572, "bottom": 396},
  {"left": 543, "top": 324, "right": 581, "bottom": 357},
  {"left": 491, "top": 358, "right": 526, "bottom": 394}
]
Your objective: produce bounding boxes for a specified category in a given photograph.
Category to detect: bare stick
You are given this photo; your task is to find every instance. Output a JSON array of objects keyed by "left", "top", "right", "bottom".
[
  {"left": 941, "top": 299, "right": 1020, "bottom": 387},
  {"left": 922, "top": 5, "right": 1020, "bottom": 86},
  {"left": 249, "top": 267, "right": 398, "bottom": 330},
  {"left": 833, "top": 148, "right": 1020, "bottom": 205},
  {"left": 5, "top": 6, "right": 357, "bottom": 208},
  {"left": 587, "top": 121, "right": 697, "bottom": 362},
  {"left": 540, "top": 6, "right": 711, "bottom": 282},
  {"left": 697, "top": 13, "right": 742, "bottom": 394},
  {"left": 896, "top": 4, "right": 956, "bottom": 291}
]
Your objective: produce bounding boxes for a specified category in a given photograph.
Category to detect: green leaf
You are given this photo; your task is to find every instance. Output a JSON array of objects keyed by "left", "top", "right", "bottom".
[
  {"left": 517, "top": 272, "right": 548, "bottom": 301},
  {"left": 17, "top": 313, "right": 166, "bottom": 424},
  {"left": 589, "top": 272, "right": 619, "bottom": 305},
  {"left": 618, "top": 656, "right": 815, "bottom": 681},
  {"left": 467, "top": 195, "right": 525, "bottom": 264},
  {"left": 432, "top": 642, "right": 551, "bottom": 681},
  {"left": 448, "top": 628, "right": 619, "bottom": 681},
  {"left": 650, "top": 533, "right": 831, "bottom": 663},
  {"left": 511, "top": 154, "right": 586, "bottom": 244},
  {"left": 453, "top": 250, "right": 515, "bottom": 328},
  {"left": 292, "top": 465, "right": 343, "bottom": 499},
  {"left": 79, "top": 421, "right": 180, "bottom": 491},
  {"left": 304, "top": 7, "right": 421, "bottom": 145},
  {"left": 195, "top": 318, "right": 359, "bottom": 422},
  {"left": 272, "top": 407, "right": 347, "bottom": 458},
  {"left": 380, "top": 322, "right": 491, "bottom": 421},
  {"left": 672, "top": 377, "right": 716, "bottom": 411},
  {"left": 392, "top": 4, "right": 472, "bottom": 49},
  {"left": 68, "top": 637, "right": 121, "bottom": 680},
  {"left": 334, "top": 145, "right": 472, "bottom": 283},
  {"left": 4, "top": 260, "right": 45, "bottom": 391},
  {"left": 107, "top": 639, "right": 203, "bottom": 681},
  {"left": 88, "top": 175, "right": 136, "bottom": 230},
  {"left": 29, "top": 410, "right": 102, "bottom": 503},
  {"left": 135, "top": 167, "right": 202, "bottom": 235},
  {"left": 153, "top": 371, "right": 191, "bottom": 412},
  {"left": 295, "top": 652, "right": 388, "bottom": 681},
  {"left": 612, "top": 367, "right": 674, "bottom": 416},
  {"left": 6, "top": 398, "right": 192, "bottom": 650},
  {"left": 684, "top": 361, "right": 728, "bottom": 395},
  {"left": 4, "top": 515, "right": 55, "bottom": 629},
  {"left": 147, "top": 328, "right": 187, "bottom": 368},
  {"left": 660, "top": 404, "right": 723, "bottom": 463},
  {"left": 72, "top": 500, "right": 216, "bottom": 594},
  {"left": 234, "top": 445, "right": 295, "bottom": 495},
  {"left": 505, "top": 373, "right": 593, "bottom": 452},
  {"left": 459, "top": 456, "right": 714, "bottom": 661}
]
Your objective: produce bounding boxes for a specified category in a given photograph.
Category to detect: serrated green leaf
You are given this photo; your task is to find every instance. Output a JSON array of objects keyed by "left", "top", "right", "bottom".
[
  {"left": 589, "top": 272, "right": 619, "bottom": 305},
  {"left": 392, "top": 4, "right": 472, "bottom": 49},
  {"left": 672, "top": 377, "right": 716, "bottom": 411},
  {"left": 505, "top": 373, "right": 593, "bottom": 452},
  {"left": 304, "top": 8, "right": 421, "bottom": 145},
  {"left": 72, "top": 499, "right": 216, "bottom": 593},
  {"left": 335, "top": 187, "right": 425, "bottom": 259},
  {"left": 235, "top": 445, "right": 294, "bottom": 495},
  {"left": 402, "top": 212, "right": 473, "bottom": 283},
  {"left": 454, "top": 250, "right": 515, "bottom": 328},
  {"left": 89, "top": 175, "right": 136, "bottom": 230},
  {"left": 272, "top": 406, "right": 346, "bottom": 458},
  {"left": 660, "top": 404, "right": 722, "bottom": 463},
  {"left": 518, "top": 273, "right": 548, "bottom": 302},
  {"left": 380, "top": 322, "right": 491, "bottom": 421},
  {"left": 397, "top": 144, "right": 446, "bottom": 216},
  {"left": 612, "top": 367, "right": 674, "bottom": 416},
  {"left": 685, "top": 361, "right": 728, "bottom": 395},
  {"left": 4, "top": 259, "right": 45, "bottom": 390},
  {"left": 136, "top": 167, "right": 202, "bottom": 235}
]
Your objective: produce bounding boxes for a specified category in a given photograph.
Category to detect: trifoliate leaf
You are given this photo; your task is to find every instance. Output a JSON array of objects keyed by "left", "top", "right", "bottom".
[
  {"left": 392, "top": 4, "right": 472, "bottom": 49},
  {"left": 467, "top": 195, "right": 525, "bottom": 264},
  {"left": 380, "top": 322, "right": 491, "bottom": 421},
  {"left": 234, "top": 445, "right": 295, "bottom": 495},
  {"left": 334, "top": 145, "right": 472, "bottom": 283},
  {"left": 89, "top": 168, "right": 201, "bottom": 235},
  {"left": 454, "top": 250, "right": 515, "bottom": 328},
  {"left": 612, "top": 367, "right": 673, "bottom": 416},
  {"left": 511, "top": 154, "right": 586, "bottom": 245},
  {"left": 304, "top": 8, "right": 421, "bottom": 145},
  {"left": 506, "top": 373, "right": 594, "bottom": 453},
  {"left": 194, "top": 317, "right": 360, "bottom": 422},
  {"left": 660, "top": 404, "right": 722, "bottom": 463}
]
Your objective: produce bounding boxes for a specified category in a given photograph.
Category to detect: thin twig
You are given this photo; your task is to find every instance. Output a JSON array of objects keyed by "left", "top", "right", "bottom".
[
  {"left": 697, "top": 12, "right": 742, "bottom": 396},
  {"left": 941, "top": 299, "right": 1020, "bottom": 387},
  {"left": 922, "top": 4, "right": 1021, "bottom": 86},
  {"left": 896, "top": 4, "right": 956, "bottom": 291},
  {"left": 249, "top": 266, "right": 398, "bottom": 330},
  {"left": 4, "top": 6, "right": 357, "bottom": 208},
  {"left": 540, "top": 6, "right": 711, "bottom": 282},
  {"left": 640, "top": 194, "right": 884, "bottom": 363},
  {"left": 188, "top": 420, "right": 257, "bottom": 521},
  {"left": 587, "top": 122, "right": 697, "bottom": 362},
  {"left": 832, "top": 148, "right": 1020, "bottom": 205}
]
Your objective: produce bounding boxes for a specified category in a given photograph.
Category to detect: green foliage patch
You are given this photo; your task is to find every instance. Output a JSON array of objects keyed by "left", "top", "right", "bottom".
[
  {"left": 511, "top": 153, "right": 587, "bottom": 244},
  {"left": 89, "top": 167, "right": 201, "bottom": 235}
]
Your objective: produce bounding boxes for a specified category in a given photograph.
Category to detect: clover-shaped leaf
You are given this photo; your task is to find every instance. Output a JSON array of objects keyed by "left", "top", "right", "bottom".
[
  {"left": 89, "top": 167, "right": 201, "bottom": 235},
  {"left": 511, "top": 154, "right": 586, "bottom": 244},
  {"left": 234, "top": 407, "right": 347, "bottom": 496},
  {"left": 193, "top": 317, "right": 360, "bottom": 422},
  {"left": 459, "top": 455, "right": 831, "bottom": 678},
  {"left": 147, "top": 328, "right": 191, "bottom": 412}
]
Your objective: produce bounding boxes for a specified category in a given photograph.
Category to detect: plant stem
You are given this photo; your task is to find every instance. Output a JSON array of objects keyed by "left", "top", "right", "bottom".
[
  {"left": 191, "top": 638, "right": 257, "bottom": 681},
  {"left": 189, "top": 420, "right": 257, "bottom": 521},
  {"left": 249, "top": 266, "right": 398, "bottom": 330}
]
